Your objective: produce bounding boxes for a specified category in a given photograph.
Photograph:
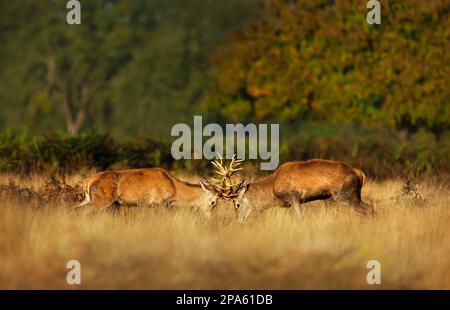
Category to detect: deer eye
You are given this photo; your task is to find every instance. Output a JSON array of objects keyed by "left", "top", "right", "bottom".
[
  {"left": 211, "top": 201, "right": 216, "bottom": 205},
  {"left": 235, "top": 203, "right": 241, "bottom": 209}
]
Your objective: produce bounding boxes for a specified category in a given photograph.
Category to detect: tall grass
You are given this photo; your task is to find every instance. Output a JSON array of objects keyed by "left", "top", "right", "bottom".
[{"left": 0, "top": 175, "right": 448, "bottom": 289}]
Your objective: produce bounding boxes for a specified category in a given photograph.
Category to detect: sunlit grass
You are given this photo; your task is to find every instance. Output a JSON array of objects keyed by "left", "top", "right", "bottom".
[{"left": 0, "top": 175, "right": 449, "bottom": 289}]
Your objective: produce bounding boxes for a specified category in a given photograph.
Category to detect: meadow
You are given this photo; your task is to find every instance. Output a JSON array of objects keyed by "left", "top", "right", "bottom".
[
  {"left": 0, "top": 173, "right": 448, "bottom": 289},
  {"left": 0, "top": 0, "right": 448, "bottom": 293}
]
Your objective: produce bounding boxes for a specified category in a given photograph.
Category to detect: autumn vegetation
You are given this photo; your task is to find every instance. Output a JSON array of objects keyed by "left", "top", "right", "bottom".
[
  {"left": 205, "top": 0, "right": 449, "bottom": 136},
  {"left": 0, "top": 0, "right": 448, "bottom": 178},
  {"left": 0, "top": 0, "right": 448, "bottom": 289}
]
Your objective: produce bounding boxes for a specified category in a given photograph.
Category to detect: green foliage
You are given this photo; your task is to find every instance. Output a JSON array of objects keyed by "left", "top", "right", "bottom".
[
  {"left": 0, "top": 130, "right": 115, "bottom": 173},
  {"left": 0, "top": 0, "right": 261, "bottom": 138},
  {"left": 118, "top": 139, "right": 172, "bottom": 169},
  {"left": 0, "top": 128, "right": 448, "bottom": 178},
  {"left": 277, "top": 122, "right": 449, "bottom": 178},
  {"left": 205, "top": 0, "right": 450, "bottom": 135},
  {"left": 0, "top": 2, "right": 447, "bottom": 177},
  {"left": 0, "top": 130, "right": 167, "bottom": 173}
]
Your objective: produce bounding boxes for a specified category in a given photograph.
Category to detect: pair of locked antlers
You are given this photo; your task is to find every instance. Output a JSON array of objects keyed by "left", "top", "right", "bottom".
[{"left": 206, "top": 154, "right": 245, "bottom": 200}]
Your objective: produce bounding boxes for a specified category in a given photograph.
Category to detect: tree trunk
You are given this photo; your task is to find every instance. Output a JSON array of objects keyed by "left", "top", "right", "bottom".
[{"left": 62, "top": 86, "right": 86, "bottom": 136}]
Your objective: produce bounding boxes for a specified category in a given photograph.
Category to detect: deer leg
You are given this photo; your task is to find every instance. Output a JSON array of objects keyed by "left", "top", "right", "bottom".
[
  {"left": 335, "top": 174, "right": 374, "bottom": 216},
  {"left": 286, "top": 191, "right": 302, "bottom": 217},
  {"left": 291, "top": 201, "right": 301, "bottom": 216},
  {"left": 275, "top": 190, "right": 302, "bottom": 217},
  {"left": 74, "top": 195, "right": 112, "bottom": 215},
  {"left": 323, "top": 198, "right": 337, "bottom": 208},
  {"left": 357, "top": 200, "right": 375, "bottom": 216},
  {"left": 75, "top": 202, "right": 112, "bottom": 215},
  {"left": 350, "top": 177, "right": 374, "bottom": 216},
  {"left": 164, "top": 198, "right": 176, "bottom": 209},
  {"left": 355, "top": 188, "right": 375, "bottom": 216},
  {"left": 109, "top": 201, "right": 121, "bottom": 213}
]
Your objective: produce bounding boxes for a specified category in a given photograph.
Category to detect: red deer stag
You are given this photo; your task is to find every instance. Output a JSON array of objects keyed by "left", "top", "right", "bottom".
[
  {"left": 77, "top": 166, "right": 222, "bottom": 218},
  {"left": 218, "top": 159, "right": 373, "bottom": 223}
]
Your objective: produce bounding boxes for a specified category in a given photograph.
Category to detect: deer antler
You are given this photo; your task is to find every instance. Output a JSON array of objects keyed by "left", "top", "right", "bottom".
[
  {"left": 211, "top": 153, "right": 227, "bottom": 177},
  {"left": 207, "top": 153, "right": 245, "bottom": 200}
]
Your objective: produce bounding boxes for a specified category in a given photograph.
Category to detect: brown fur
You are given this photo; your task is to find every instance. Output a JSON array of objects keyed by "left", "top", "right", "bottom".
[
  {"left": 77, "top": 168, "right": 219, "bottom": 217},
  {"left": 234, "top": 159, "right": 373, "bottom": 222}
]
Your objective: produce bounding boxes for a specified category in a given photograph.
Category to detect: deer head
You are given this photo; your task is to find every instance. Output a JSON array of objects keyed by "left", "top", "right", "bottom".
[
  {"left": 197, "top": 154, "right": 239, "bottom": 212},
  {"left": 207, "top": 154, "right": 253, "bottom": 222}
]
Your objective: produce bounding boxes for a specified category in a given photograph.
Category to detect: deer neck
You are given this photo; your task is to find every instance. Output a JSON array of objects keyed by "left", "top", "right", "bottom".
[
  {"left": 173, "top": 180, "right": 204, "bottom": 208},
  {"left": 247, "top": 177, "right": 279, "bottom": 209}
]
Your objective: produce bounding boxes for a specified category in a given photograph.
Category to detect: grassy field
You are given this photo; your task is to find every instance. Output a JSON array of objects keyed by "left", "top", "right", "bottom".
[{"left": 0, "top": 174, "right": 449, "bottom": 289}]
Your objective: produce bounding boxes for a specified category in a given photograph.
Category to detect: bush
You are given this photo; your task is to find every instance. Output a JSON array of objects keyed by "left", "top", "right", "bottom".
[
  {"left": 0, "top": 128, "right": 448, "bottom": 178},
  {"left": 278, "top": 123, "right": 449, "bottom": 179}
]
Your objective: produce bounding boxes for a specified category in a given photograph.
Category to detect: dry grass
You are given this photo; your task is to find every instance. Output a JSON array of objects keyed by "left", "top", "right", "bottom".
[{"left": 0, "top": 174, "right": 449, "bottom": 289}]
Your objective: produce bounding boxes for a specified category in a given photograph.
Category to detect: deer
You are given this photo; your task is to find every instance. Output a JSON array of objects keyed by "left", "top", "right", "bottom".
[
  {"left": 76, "top": 165, "right": 224, "bottom": 219},
  {"left": 215, "top": 159, "right": 373, "bottom": 223}
]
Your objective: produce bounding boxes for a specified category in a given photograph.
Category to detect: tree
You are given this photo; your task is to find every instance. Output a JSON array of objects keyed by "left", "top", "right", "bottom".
[
  {"left": 204, "top": 0, "right": 450, "bottom": 135},
  {"left": 9, "top": 1, "right": 145, "bottom": 135},
  {"left": 0, "top": 0, "right": 261, "bottom": 138}
]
